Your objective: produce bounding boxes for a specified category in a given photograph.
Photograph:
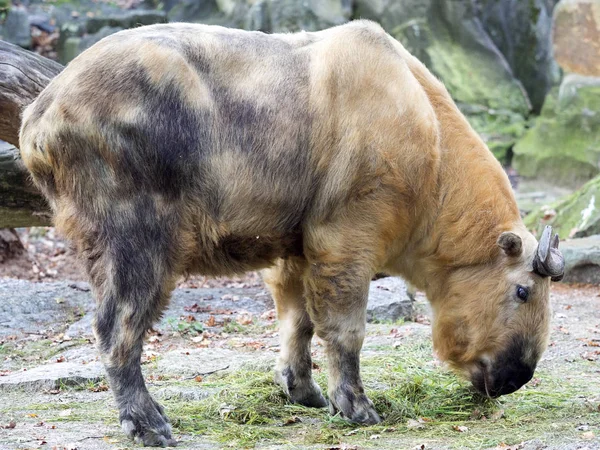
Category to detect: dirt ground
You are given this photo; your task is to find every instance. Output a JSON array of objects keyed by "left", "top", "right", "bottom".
[
  {"left": 0, "top": 228, "right": 599, "bottom": 450},
  {"left": 0, "top": 227, "right": 263, "bottom": 289}
]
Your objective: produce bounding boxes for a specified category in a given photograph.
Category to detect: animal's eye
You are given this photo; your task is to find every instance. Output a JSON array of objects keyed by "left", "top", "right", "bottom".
[{"left": 516, "top": 285, "right": 529, "bottom": 302}]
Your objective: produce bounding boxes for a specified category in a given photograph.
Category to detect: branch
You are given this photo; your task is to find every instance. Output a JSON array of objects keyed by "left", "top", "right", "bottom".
[
  {"left": 0, "top": 41, "right": 63, "bottom": 227},
  {"left": 0, "top": 40, "right": 63, "bottom": 147}
]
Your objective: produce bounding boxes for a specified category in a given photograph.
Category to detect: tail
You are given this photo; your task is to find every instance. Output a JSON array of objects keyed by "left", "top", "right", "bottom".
[{"left": 19, "top": 92, "right": 58, "bottom": 204}]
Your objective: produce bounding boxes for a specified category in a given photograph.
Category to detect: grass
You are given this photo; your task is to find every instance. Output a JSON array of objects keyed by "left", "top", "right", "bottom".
[
  {"left": 159, "top": 336, "right": 600, "bottom": 448},
  {"left": 2, "top": 333, "right": 598, "bottom": 449}
]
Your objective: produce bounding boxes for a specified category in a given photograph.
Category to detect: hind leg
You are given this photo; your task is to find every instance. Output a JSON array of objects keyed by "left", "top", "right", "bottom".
[
  {"left": 85, "top": 210, "right": 181, "bottom": 446},
  {"left": 263, "top": 258, "right": 327, "bottom": 408}
]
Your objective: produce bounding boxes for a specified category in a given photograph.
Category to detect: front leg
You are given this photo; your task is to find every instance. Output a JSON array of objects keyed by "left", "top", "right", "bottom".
[{"left": 304, "top": 259, "right": 381, "bottom": 425}]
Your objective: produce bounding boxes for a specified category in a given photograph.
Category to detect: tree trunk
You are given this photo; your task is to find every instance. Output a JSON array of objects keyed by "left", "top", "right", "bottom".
[
  {"left": 0, "top": 40, "right": 64, "bottom": 228},
  {"left": 0, "top": 228, "right": 25, "bottom": 263}
]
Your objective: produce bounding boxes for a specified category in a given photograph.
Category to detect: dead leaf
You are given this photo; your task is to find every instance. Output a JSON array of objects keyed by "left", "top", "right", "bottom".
[
  {"left": 236, "top": 314, "right": 253, "bottom": 325},
  {"left": 415, "top": 314, "right": 430, "bottom": 325},
  {"left": 1, "top": 420, "right": 16, "bottom": 429},
  {"left": 194, "top": 375, "right": 203, "bottom": 383},
  {"left": 260, "top": 309, "right": 276, "bottom": 320},
  {"left": 88, "top": 382, "right": 109, "bottom": 392},
  {"left": 184, "top": 303, "right": 211, "bottom": 313},
  {"left": 56, "top": 356, "right": 65, "bottom": 363},
  {"left": 452, "top": 425, "right": 468, "bottom": 432},
  {"left": 206, "top": 315, "right": 217, "bottom": 327},
  {"left": 494, "top": 443, "right": 524, "bottom": 450},
  {"left": 581, "top": 351, "right": 599, "bottom": 361},
  {"left": 283, "top": 416, "right": 301, "bottom": 426}
]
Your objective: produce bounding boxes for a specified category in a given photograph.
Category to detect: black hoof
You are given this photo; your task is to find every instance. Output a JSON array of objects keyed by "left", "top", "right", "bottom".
[
  {"left": 120, "top": 398, "right": 177, "bottom": 447},
  {"left": 275, "top": 368, "right": 328, "bottom": 408},
  {"left": 329, "top": 388, "right": 381, "bottom": 425}
]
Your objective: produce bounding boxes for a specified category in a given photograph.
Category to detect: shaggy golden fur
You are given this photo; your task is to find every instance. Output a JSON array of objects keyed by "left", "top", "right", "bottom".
[{"left": 19, "top": 20, "right": 552, "bottom": 445}]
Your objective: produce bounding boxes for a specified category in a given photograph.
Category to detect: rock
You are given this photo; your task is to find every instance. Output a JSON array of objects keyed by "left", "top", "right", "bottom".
[
  {"left": 553, "top": 0, "right": 600, "bottom": 77},
  {"left": 246, "top": 0, "right": 270, "bottom": 31},
  {"left": 155, "top": 348, "right": 274, "bottom": 378},
  {"left": 79, "top": 26, "right": 124, "bottom": 54},
  {"left": 513, "top": 74, "right": 600, "bottom": 187},
  {"left": 0, "top": 280, "right": 93, "bottom": 338},
  {"left": 3, "top": 5, "right": 31, "bottom": 49},
  {"left": 458, "top": 103, "right": 527, "bottom": 164},
  {"left": 395, "top": 0, "right": 530, "bottom": 164},
  {"left": 28, "top": 13, "right": 55, "bottom": 34},
  {"left": 61, "top": 36, "right": 82, "bottom": 64},
  {"left": 167, "top": 0, "right": 220, "bottom": 23},
  {"left": 367, "top": 277, "right": 413, "bottom": 323},
  {"left": 85, "top": 9, "right": 167, "bottom": 34},
  {"left": 477, "top": 0, "right": 560, "bottom": 113},
  {"left": 559, "top": 235, "right": 600, "bottom": 284},
  {"left": 353, "top": 0, "right": 431, "bottom": 33},
  {"left": 524, "top": 175, "right": 600, "bottom": 239},
  {"left": 0, "top": 361, "right": 104, "bottom": 392},
  {"left": 57, "top": 22, "right": 85, "bottom": 64},
  {"left": 266, "top": 0, "right": 352, "bottom": 32}
]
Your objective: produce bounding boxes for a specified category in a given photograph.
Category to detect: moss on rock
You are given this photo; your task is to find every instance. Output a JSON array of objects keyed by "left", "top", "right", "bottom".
[
  {"left": 524, "top": 175, "right": 600, "bottom": 239},
  {"left": 395, "top": 18, "right": 529, "bottom": 164},
  {"left": 513, "top": 75, "right": 600, "bottom": 187}
]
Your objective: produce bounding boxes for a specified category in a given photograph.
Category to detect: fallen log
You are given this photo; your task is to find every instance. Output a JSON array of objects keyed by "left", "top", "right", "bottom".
[{"left": 0, "top": 40, "right": 63, "bottom": 227}]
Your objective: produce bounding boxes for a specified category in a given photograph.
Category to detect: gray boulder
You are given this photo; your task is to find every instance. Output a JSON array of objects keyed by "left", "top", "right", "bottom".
[
  {"left": 79, "top": 26, "right": 124, "bottom": 53},
  {"left": 513, "top": 75, "right": 600, "bottom": 187},
  {"left": 524, "top": 174, "right": 600, "bottom": 239},
  {"left": 477, "top": 0, "right": 560, "bottom": 113},
  {"left": 167, "top": 0, "right": 220, "bottom": 23},
  {"left": 395, "top": 0, "right": 530, "bottom": 164},
  {"left": 353, "top": 0, "right": 431, "bottom": 32},
  {"left": 268, "top": 0, "right": 352, "bottom": 32},
  {"left": 85, "top": 9, "right": 167, "bottom": 34},
  {"left": 560, "top": 235, "right": 600, "bottom": 285},
  {"left": 3, "top": 5, "right": 31, "bottom": 49},
  {"left": 367, "top": 277, "right": 414, "bottom": 323},
  {"left": 553, "top": 0, "right": 600, "bottom": 77}
]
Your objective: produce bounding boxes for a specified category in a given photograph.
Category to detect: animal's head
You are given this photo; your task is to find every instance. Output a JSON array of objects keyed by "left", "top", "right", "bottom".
[{"left": 431, "top": 226, "right": 564, "bottom": 397}]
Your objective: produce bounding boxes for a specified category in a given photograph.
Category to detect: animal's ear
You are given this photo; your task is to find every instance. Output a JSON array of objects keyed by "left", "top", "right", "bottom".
[{"left": 497, "top": 232, "right": 523, "bottom": 257}]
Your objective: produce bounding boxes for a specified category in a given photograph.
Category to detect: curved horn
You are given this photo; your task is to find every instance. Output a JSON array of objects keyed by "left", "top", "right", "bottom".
[{"left": 533, "top": 226, "right": 565, "bottom": 282}]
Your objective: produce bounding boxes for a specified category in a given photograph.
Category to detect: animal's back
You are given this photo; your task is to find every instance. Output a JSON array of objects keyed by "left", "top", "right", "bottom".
[{"left": 19, "top": 21, "right": 440, "bottom": 275}]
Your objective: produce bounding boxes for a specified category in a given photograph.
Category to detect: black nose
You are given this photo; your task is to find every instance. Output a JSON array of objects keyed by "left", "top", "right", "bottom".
[
  {"left": 473, "top": 362, "right": 535, "bottom": 398},
  {"left": 490, "top": 363, "right": 534, "bottom": 397}
]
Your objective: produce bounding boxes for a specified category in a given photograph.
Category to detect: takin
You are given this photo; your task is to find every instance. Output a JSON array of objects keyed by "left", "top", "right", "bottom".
[{"left": 19, "top": 20, "right": 564, "bottom": 446}]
